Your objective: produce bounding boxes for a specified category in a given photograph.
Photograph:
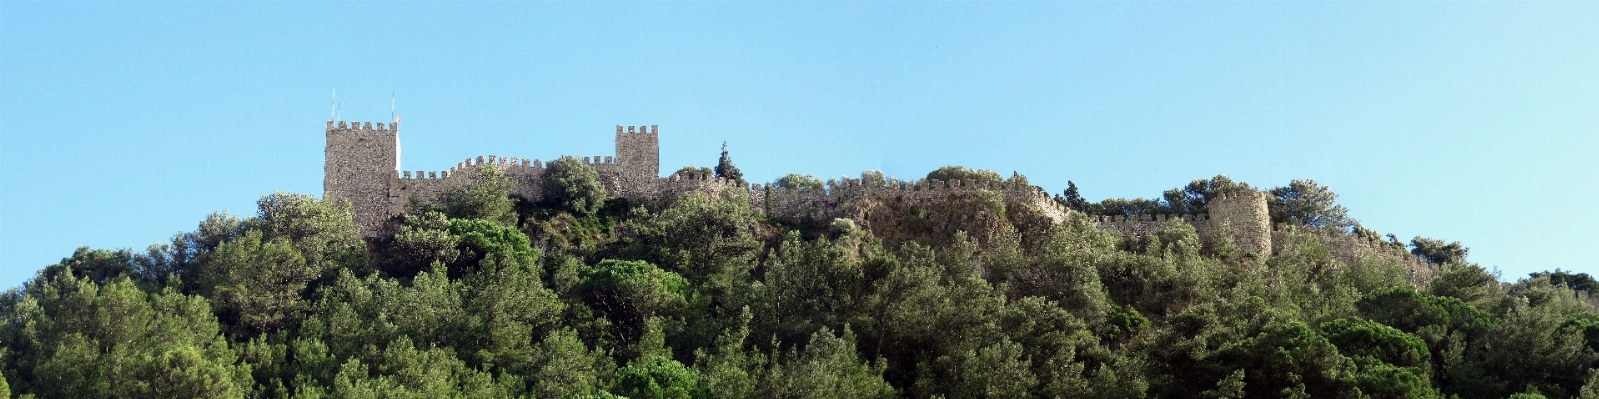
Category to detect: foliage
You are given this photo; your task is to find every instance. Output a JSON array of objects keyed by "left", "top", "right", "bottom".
[
  {"left": 3, "top": 182, "right": 1593, "bottom": 398},
  {"left": 580, "top": 259, "right": 690, "bottom": 347},
  {"left": 715, "top": 142, "right": 745, "bottom": 185},
  {"left": 1061, "top": 180, "right": 1090, "bottom": 211},
  {"left": 1160, "top": 175, "right": 1251, "bottom": 214},
  {"left": 1091, "top": 197, "right": 1170, "bottom": 216},
  {"left": 1531, "top": 269, "right": 1598, "bottom": 292},
  {"left": 5, "top": 273, "right": 251, "bottom": 397},
  {"left": 674, "top": 165, "right": 713, "bottom": 178},
  {"left": 1269, "top": 179, "right": 1356, "bottom": 229},
  {"left": 773, "top": 173, "right": 824, "bottom": 191},
  {"left": 1411, "top": 236, "right": 1469, "bottom": 265},
  {"left": 924, "top": 165, "right": 1003, "bottom": 184},
  {"left": 546, "top": 155, "right": 608, "bottom": 215},
  {"left": 201, "top": 229, "right": 316, "bottom": 337},
  {"left": 439, "top": 164, "right": 518, "bottom": 226}
]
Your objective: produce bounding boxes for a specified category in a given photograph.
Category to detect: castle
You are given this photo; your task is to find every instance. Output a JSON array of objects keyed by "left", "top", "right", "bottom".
[{"left": 324, "top": 120, "right": 1428, "bottom": 279}]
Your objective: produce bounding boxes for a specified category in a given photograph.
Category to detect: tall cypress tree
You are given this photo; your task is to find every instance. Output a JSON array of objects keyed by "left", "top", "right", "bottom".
[{"left": 714, "top": 141, "right": 745, "bottom": 185}]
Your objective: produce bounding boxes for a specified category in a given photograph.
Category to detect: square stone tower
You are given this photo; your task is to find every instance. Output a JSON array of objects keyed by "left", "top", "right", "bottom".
[
  {"left": 615, "top": 125, "right": 659, "bottom": 178},
  {"left": 324, "top": 121, "right": 398, "bottom": 235}
]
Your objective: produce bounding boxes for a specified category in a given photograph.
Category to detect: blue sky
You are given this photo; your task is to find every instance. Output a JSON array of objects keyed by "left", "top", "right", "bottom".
[{"left": 2, "top": 2, "right": 1596, "bottom": 287}]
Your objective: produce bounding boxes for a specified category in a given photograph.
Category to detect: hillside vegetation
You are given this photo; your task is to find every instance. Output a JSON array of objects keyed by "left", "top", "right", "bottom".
[{"left": 2, "top": 161, "right": 1597, "bottom": 399}]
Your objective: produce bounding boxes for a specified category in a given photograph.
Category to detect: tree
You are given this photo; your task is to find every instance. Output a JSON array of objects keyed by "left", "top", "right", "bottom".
[
  {"left": 546, "top": 155, "right": 608, "bottom": 215},
  {"left": 202, "top": 230, "right": 317, "bottom": 336},
  {"left": 1411, "top": 237, "right": 1469, "bottom": 265},
  {"left": 1268, "top": 179, "right": 1355, "bottom": 229},
  {"left": 533, "top": 328, "right": 611, "bottom": 398},
  {"left": 774, "top": 173, "right": 825, "bottom": 191},
  {"left": 1161, "top": 175, "right": 1251, "bottom": 214},
  {"left": 35, "top": 247, "right": 140, "bottom": 287},
  {"left": 1091, "top": 197, "right": 1170, "bottom": 216},
  {"left": 1235, "top": 322, "right": 1361, "bottom": 398},
  {"left": 254, "top": 192, "right": 367, "bottom": 277},
  {"left": 1529, "top": 269, "right": 1598, "bottom": 292},
  {"left": 580, "top": 259, "right": 690, "bottom": 347},
  {"left": 439, "top": 164, "right": 518, "bottom": 226},
  {"left": 674, "top": 166, "right": 714, "bottom": 178},
  {"left": 1062, "top": 181, "right": 1090, "bottom": 212},
  {"left": 715, "top": 142, "right": 745, "bottom": 185},
  {"left": 1319, "top": 317, "right": 1436, "bottom": 398},
  {"left": 763, "top": 327, "right": 896, "bottom": 399},
  {"left": 12, "top": 273, "right": 251, "bottom": 397},
  {"left": 950, "top": 337, "right": 1036, "bottom": 398},
  {"left": 924, "top": 165, "right": 1003, "bottom": 184},
  {"left": 614, "top": 345, "right": 701, "bottom": 399},
  {"left": 387, "top": 210, "right": 461, "bottom": 278}
]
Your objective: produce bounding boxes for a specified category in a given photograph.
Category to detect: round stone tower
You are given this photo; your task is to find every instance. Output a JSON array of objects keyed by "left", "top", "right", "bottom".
[{"left": 1208, "top": 190, "right": 1272, "bottom": 256}]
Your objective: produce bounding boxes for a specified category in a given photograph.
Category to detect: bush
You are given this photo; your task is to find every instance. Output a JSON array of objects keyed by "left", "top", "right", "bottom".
[
  {"left": 924, "top": 165, "right": 1002, "bottom": 184},
  {"left": 440, "top": 165, "right": 518, "bottom": 226},
  {"left": 546, "top": 155, "right": 608, "bottom": 215},
  {"left": 774, "top": 173, "right": 824, "bottom": 191}
]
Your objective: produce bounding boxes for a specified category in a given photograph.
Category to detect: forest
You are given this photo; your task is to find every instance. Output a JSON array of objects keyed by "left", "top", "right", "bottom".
[{"left": 2, "top": 155, "right": 1596, "bottom": 399}]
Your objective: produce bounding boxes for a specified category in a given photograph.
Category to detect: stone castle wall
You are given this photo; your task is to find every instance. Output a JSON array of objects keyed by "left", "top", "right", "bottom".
[
  {"left": 1271, "top": 225, "right": 1433, "bottom": 285},
  {"left": 752, "top": 177, "right": 1071, "bottom": 224},
  {"left": 324, "top": 119, "right": 1428, "bottom": 281},
  {"left": 1089, "top": 191, "right": 1272, "bottom": 255}
]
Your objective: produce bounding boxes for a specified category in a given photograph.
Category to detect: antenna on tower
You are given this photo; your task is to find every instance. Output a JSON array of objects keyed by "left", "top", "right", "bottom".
[
  {"left": 331, "top": 89, "right": 337, "bottom": 121},
  {"left": 391, "top": 91, "right": 396, "bottom": 124}
]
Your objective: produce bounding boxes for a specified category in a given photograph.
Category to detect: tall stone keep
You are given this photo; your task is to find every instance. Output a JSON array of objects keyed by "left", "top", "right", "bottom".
[
  {"left": 615, "top": 125, "right": 659, "bottom": 178},
  {"left": 1207, "top": 190, "right": 1272, "bottom": 255},
  {"left": 324, "top": 121, "right": 399, "bottom": 234}
]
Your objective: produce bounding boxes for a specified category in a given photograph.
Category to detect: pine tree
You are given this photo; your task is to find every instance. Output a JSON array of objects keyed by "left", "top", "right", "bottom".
[{"left": 1063, "top": 181, "right": 1089, "bottom": 211}]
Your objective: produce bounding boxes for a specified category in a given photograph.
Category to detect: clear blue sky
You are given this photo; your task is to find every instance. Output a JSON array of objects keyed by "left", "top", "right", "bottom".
[{"left": 3, "top": 2, "right": 1596, "bottom": 287}]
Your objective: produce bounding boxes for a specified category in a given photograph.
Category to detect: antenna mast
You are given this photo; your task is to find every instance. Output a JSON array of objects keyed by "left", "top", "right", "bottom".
[
  {"left": 331, "top": 89, "right": 337, "bottom": 121},
  {"left": 391, "top": 91, "right": 396, "bottom": 123}
]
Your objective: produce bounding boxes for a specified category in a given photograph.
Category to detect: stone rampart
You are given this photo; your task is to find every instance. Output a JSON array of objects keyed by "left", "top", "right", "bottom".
[
  {"left": 325, "top": 118, "right": 1418, "bottom": 281},
  {"left": 1093, "top": 213, "right": 1215, "bottom": 241},
  {"left": 1090, "top": 191, "right": 1271, "bottom": 256},
  {"left": 1272, "top": 224, "right": 1433, "bottom": 285},
  {"left": 754, "top": 177, "right": 1069, "bottom": 223}
]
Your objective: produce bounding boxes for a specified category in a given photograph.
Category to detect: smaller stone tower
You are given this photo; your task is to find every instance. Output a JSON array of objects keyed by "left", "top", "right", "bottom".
[
  {"left": 324, "top": 121, "right": 399, "bottom": 236},
  {"left": 1207, "top": 190, "right": 1272, "bottom": 256},
  {"left": 615, "top": 125, "right": 660, "bottom": 178}
]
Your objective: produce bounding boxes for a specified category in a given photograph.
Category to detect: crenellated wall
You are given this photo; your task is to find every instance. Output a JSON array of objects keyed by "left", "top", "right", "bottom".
[
  {"left": 1271, "top": 224, "right": 1433, "bottom": 285},
  {"left": 752, "top": 177, "right": 1070, "bottom": 224},
  {"left": 325, "top": 123, "right": 664, "bottom": 236},
  {"left": 1089, "top": 191, "right": 1271, "bottom": 256},
  {"left": 324, "top": 118, "right": 1423, "bottom": 283}
]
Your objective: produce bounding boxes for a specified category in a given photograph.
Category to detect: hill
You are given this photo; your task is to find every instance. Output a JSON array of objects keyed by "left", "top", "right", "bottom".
[{"left": 2, "top": 158, "right": 1597, "bottom": 398}]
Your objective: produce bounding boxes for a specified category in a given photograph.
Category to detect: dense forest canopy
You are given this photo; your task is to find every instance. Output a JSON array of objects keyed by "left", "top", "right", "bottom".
[{"left": 2, "top": 160, "right": 1596, "bottom": 399}]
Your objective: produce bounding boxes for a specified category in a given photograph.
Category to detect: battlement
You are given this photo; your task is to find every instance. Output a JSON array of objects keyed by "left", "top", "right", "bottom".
[
  {"left": 1091, "top": 190, "right": 1272, "bottom": 256},
  {"left": 1095, "top": 213, "right": 1210, "bottom": 223},
  {"left": 617, "top": 125, "right": 659, "bottom": 135},
  {"left": 324, "top": 117, "right": 1391, "bottom": 280},
  {"left": 326, "top": 120, "right": 398, "bottom": 132}
]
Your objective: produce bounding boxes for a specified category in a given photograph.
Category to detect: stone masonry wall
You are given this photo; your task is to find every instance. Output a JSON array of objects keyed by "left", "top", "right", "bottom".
[
  {"left": 1207, "top": 190, "right": 1273, "bottom": 255},
  {"left": 326, "top": 119, "right": 1418, "bottom": 283},
  {"left": 324, "top": 121, "right": 399, "bottom": 236},
  {"left": 753, "top": 177, "right": 1070, "bottom": 224},
  {"left": 1090, "top": 191, "right": 1271, "bottom": 256},
  {"left": 1272, "top": 225, "right": 1433, "bottom": 285}
]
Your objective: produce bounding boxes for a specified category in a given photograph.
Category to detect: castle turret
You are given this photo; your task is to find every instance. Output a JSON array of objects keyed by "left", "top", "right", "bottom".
[
  {"left": 615, "top": 125, "right": 660, "bottom": 178},
  {"left": 1208, "top": 190, "right": 1272, "bottom": 256},
  {"left": 324, "top": 120, "right": 398, "bottom": 236}
]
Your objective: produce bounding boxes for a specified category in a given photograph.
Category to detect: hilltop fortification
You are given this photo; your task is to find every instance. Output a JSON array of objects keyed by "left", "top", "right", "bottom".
[{"left": 324, "top": 120, "right": 1429, "bottom": 275}]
